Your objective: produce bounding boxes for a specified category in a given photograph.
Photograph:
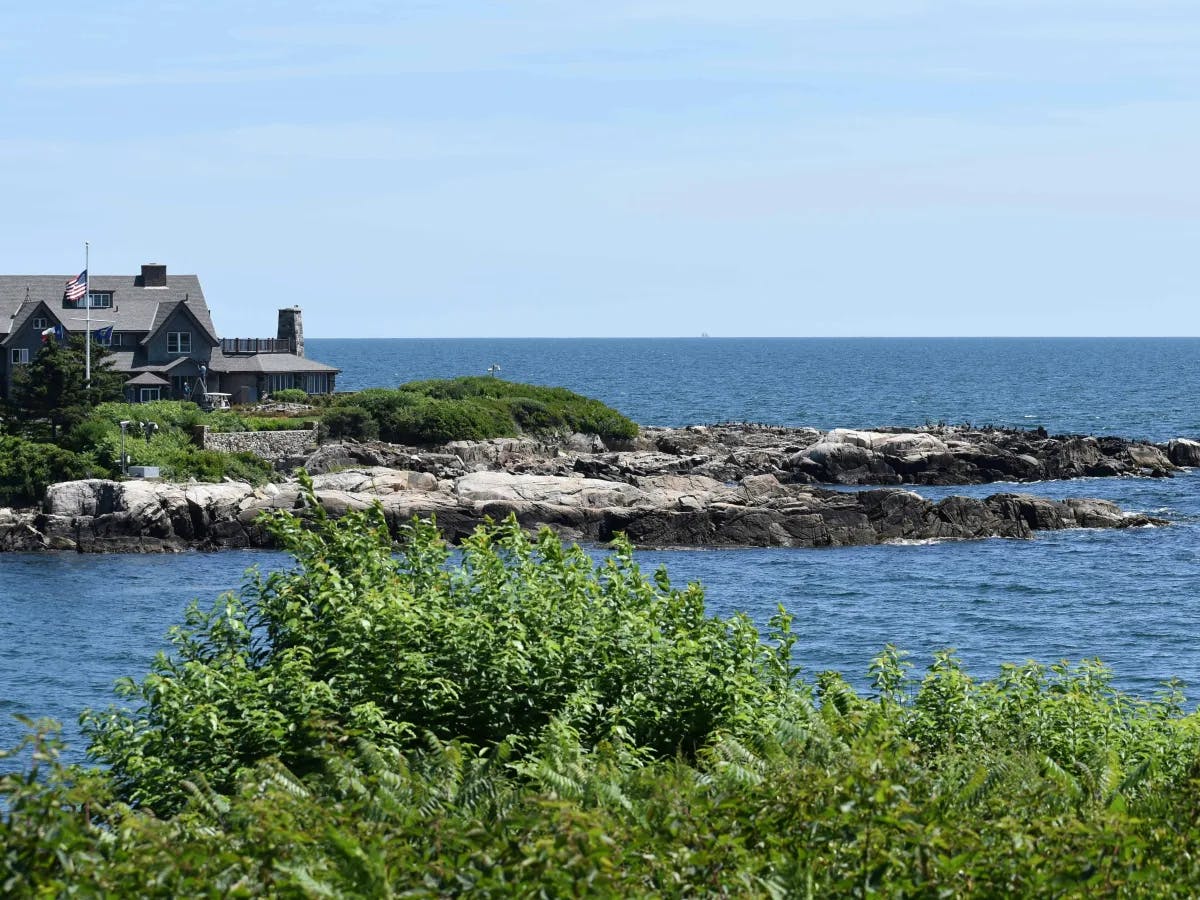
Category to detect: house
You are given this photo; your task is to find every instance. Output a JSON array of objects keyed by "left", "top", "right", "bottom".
[{"left": 0, "top": 263, "right": 340, "bottom": 403}]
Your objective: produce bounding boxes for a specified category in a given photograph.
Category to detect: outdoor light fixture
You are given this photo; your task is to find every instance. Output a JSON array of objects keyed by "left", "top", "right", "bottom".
[{"left": 118, "top": 420, "right": 131, "bottom": 476}]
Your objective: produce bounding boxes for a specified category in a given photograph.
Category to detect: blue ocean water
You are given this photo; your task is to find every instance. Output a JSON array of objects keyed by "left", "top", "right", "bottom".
[
  {"left": 310, "top": 337, "right": 1200, "bottom": 442},
  {"left": 3, "top": 338, "right": 1200, "bottom": 762}
]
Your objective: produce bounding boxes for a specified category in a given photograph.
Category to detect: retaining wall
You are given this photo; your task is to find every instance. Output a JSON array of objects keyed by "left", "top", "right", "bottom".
[{"left": 192, "top": 423, "right": 319, "bottom": 461}]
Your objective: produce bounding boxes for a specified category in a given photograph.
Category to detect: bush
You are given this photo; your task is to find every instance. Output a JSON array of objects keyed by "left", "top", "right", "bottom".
[
  {"left": 268, "top": 388, "right": 309, "bottom": 404},
  {"left": 327, "top": 378, "right": 638, "bottom": 445},
  {"left": 320, "top": 406, "right": 379, "bottom": 441},
  {"left": 0, "top": 436, "right": 99, "bottom": 506},
  {"left": 83, "top": 481, "right": 783, "bottom": 812}
]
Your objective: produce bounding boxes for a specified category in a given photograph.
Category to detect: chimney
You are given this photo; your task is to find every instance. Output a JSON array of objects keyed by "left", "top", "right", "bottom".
[
  {"left": 278, "top": 306, "right": 304, "bottom": 356},
  {"left": 141, "top": 263, "right": 167, "bottom": 287}
]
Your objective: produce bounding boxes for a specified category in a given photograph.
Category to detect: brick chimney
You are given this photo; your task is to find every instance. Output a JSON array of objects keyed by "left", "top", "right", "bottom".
[
  {"left": 277, "top": 306, "right": 304, "bottom": 356},
  {"left": 141, "top": 263, "right": 168, "bottom": 287}
]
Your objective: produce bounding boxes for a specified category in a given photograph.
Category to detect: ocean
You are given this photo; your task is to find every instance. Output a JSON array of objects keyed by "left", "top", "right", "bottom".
[{"left": 3, "top": 337, "right": 1199, "bottom": 761}]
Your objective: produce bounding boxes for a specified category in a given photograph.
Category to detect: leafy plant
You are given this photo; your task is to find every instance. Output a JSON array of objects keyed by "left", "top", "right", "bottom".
[{"left": 327, "top": 377, "right": 638, "bottom": 445}]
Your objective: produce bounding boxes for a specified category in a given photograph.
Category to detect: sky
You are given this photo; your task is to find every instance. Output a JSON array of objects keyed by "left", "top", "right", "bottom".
[{"left": 2, "top": 1, "right": 1198, "bottom": 338}]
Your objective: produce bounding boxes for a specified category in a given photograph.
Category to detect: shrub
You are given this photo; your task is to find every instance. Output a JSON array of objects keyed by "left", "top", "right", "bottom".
[
  {"left": 0, "top": 436, "right": 99, "bottom": 506},
  {"left": 268, "top": 388, "right": 310, "bottom": 404},
  {"left": 320, "top": 406, "right": 379, "bottom": 441},
  {"left": 83, "top": 480, "right": 783, "bottom": 812},
  {"left": 327, "top": 378, "right": 637, "bottom": 445}
]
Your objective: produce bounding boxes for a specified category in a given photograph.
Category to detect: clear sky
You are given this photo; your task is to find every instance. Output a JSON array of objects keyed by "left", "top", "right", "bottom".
[{"left": 2, "top": 1, "right": 1197, "bottom": 337}]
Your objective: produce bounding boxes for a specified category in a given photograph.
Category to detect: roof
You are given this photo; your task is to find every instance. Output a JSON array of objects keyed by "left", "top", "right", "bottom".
[
  {"left": 125, "top": 372, "right": 171, "bottom": 387},
  {"left": 0, "top": 274, "right": 217, "bottom": 342},
  {"left": 2, "top": 299, "right": 65, "bottom": 346},
  {"left": 209, "top": 350, "right": 340, "bottom": 374}
]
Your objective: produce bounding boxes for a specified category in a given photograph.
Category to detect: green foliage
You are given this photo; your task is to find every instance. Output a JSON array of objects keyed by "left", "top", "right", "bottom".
[
  {"left": 268, "top": 388, "right": 310, "bottom": 404},
  {"left": 7, "top": 336, "right": 124, "bottom": 440},
  {"left": 8, "top": 499, "right": 1200, "bottom": 894},
  {"left": 64, "top": 402, "right": 274, "bottom": 485},
  {"left": 0, "top": 434, "right": 97, "bottom": 506},
  {"left": 84, "top": 479, "right": 783, "bottom": 813},
  {"left": 320, "top": 405, "right": 379, "bottom": 441},
  {"left": 328, "top": 377, "right": 638, "bottom": 445}
]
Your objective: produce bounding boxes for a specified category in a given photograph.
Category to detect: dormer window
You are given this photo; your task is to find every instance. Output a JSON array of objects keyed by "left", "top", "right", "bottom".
[
  {"left": 32, "top": 317, "right": 47, "bottom": 330},
  {"left": 87, "top": 292, "right": 113, "bottom": 309},
  {"left": 167, "top": 331, "right": 191, "bottom": 354}
]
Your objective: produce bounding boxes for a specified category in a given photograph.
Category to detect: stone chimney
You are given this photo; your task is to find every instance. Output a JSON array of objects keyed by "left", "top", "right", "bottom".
[
  {"left": 140, "top": 263, "right": 168, "bottom": 287},
  {"left": 278, "top": 306, "right": 304, "bottom": 357}
]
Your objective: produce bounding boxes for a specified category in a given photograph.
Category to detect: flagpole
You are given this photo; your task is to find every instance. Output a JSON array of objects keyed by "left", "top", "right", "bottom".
[{"left": 84, "top": 241, "right": 91, "bottom": 387}]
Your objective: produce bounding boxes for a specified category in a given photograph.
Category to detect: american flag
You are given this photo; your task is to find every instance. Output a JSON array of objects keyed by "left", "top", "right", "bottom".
[{"left": 64, "top": 269, "right": 87, "bottom": 304}]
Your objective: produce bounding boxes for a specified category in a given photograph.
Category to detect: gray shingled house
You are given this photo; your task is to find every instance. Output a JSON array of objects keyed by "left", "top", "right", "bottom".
[{"left": 0, "top": 263, "right": 339, "bottom": 403}]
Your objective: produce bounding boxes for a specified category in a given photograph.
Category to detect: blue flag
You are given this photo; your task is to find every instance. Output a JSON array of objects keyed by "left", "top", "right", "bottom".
[
  {"left": 94, "top": 325, "right": 113, "bottom": 345},
  {"left": 54, "top": 324, "right": 65, "bottom": 342}
]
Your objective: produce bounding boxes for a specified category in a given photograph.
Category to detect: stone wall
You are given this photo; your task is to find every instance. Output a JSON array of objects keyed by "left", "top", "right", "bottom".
[{"left": 193, "top": 423, "right": 319, "bottom": 461}]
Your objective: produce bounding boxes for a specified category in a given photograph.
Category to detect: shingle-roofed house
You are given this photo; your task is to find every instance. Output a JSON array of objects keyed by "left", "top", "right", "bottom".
[{"left": 0, "top": 263, "right": 339, "bottom": 403}]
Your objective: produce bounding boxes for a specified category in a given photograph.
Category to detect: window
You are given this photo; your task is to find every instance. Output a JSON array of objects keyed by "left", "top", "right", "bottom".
[
  {"left": 10, "top": 348, "right": 29, "bottom": 365},
  {"left": 139, "top": 387, "right": 161, "bottom": 402},
  {"left": 109, "top": 332, "right": 122, "bottom": 347},
  {"left": 171, "top": 375, "right": 194, "bottom": 398},
  {"left": 266, "top": 373, "right": 294, "bottom": 394},
  {"left": 305, "top": 373, "right": 329, "bottom": 394},
  {"left": 32, "top": 317, "right": 47, "bottom": 330},
  {"left": 167, "top": 331, "right": 191, "bottom": 354},
  {"left": 87, "top": 292, "right": 113, "bottom": 309}
]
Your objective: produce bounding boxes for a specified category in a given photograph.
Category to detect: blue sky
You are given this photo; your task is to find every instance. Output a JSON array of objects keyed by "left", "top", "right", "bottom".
[{"left": 2, "top": 1, "right": 1198, "bottom": 337}]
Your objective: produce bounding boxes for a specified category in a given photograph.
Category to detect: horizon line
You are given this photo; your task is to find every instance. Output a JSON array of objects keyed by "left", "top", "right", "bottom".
[{"left": 305, "top": 335, "right": 1200, "bottom": 341}]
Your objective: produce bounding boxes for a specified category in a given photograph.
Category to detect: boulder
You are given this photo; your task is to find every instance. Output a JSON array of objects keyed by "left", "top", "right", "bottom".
[{"left": 1168, "top": 438, "right": 1200, "bottom": 467}]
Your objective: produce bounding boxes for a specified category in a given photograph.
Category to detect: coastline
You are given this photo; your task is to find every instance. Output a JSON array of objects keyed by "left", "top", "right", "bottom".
[{"left": 3, "top": 423, "right": 1181, "bottom": 553}]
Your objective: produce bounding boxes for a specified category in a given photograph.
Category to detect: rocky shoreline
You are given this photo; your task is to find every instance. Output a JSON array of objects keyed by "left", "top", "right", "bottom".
[{"left": 1, "top": 423, "right": 1181, "bottom": 553}]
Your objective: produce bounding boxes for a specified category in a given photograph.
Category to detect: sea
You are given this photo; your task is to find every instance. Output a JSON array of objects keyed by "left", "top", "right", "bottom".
[{"left": 4, "top": 337, "right": 1200, "bottom": 763}]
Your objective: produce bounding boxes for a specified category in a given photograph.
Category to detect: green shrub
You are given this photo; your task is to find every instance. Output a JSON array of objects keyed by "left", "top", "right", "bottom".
[
  {"left": 0, "top": 436, "right": 99, "bottom": 506},
  {"left": 321, "top": 406, "right": 379, "bottom": 441},
  {"left": 327, "top": 378, "right": 637, "bottom": 445},
  {"left": 268, "top": 388, "right": 310, "bottom": 404},
  {"left": 83, "top": 480, "right": 783, "bottom": 812}
]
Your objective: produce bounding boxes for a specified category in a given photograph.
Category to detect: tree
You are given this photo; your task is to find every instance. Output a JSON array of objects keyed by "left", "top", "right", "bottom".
[{"left": 9, "top": 335, "right": 125, "bottom": 441}]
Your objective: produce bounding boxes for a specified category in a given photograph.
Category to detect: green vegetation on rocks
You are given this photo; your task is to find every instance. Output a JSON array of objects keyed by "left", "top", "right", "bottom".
[
  {"left": 326, "top": 377, "right": 638, "bottom": 445},
  {"left": 5, "top": 490, "right": 1200, "bottom": 894}
]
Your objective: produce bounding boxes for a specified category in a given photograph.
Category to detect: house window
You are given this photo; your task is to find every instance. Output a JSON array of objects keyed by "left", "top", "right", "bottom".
[
  {"left": 305, "top": 373, "right": 328, "bottom": 394},
  {"left": 266, "top": 374, "right": 294, "bottom": 394},
  {"left": 139, "top": 387, "right": 161, "bottom": 402},
  {"left": 109, "top": 332, "right": 122, "bottom": 347},
  {"left": 87, "top": 292, "right": 113, "bottom": 309},
  {"left": 10, "top": 348, "right": 29, "bottom": 365},
  {"left": 167, "top": 331, "right": 191, "bottom": 354},
  {"left": 32, "top": 317, "right": 47, "bottom": 330}
]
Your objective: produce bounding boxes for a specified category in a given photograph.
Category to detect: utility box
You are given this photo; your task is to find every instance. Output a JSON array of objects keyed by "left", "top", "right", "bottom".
[{"left": 127, "top": 466, "right": 161, "bottom": 478}]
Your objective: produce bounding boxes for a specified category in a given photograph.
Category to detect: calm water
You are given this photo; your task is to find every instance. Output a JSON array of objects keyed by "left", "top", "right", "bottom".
[
  {"left": 3, "top": 338, "right": 1200, "bottom": 762},
  {"left": 311, "top": 337, "right": 1200, "bottom": 442}
]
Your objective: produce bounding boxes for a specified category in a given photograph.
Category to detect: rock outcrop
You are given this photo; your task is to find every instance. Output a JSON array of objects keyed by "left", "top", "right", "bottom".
[
  {"left": 1, "top": 467, "right": 1164, "bottom": 553},
  {"left": 303, "top": 424, "right": 1191, "bottom": 488}
]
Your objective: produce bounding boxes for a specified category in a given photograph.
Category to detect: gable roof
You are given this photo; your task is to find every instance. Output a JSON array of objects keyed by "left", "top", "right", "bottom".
[
  {"left": 140, "top": 299, "right": 219, "bottom": 347},
  {"left": 0, "top": 274, "right": 217, "bottom": 341},
  {"left": 1, "top": 299, "right": 66, "bottom": 346}
]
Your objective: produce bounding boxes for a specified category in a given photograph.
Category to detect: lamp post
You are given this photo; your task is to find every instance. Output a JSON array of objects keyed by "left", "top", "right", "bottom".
[{"left": 118, "top": 420, "right": 131, "bottom": 476}]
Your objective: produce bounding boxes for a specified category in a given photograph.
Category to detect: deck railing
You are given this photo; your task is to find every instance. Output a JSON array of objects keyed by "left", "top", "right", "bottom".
[{"left": 220, "top": 337, "right": 295, "bottom": 354}]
